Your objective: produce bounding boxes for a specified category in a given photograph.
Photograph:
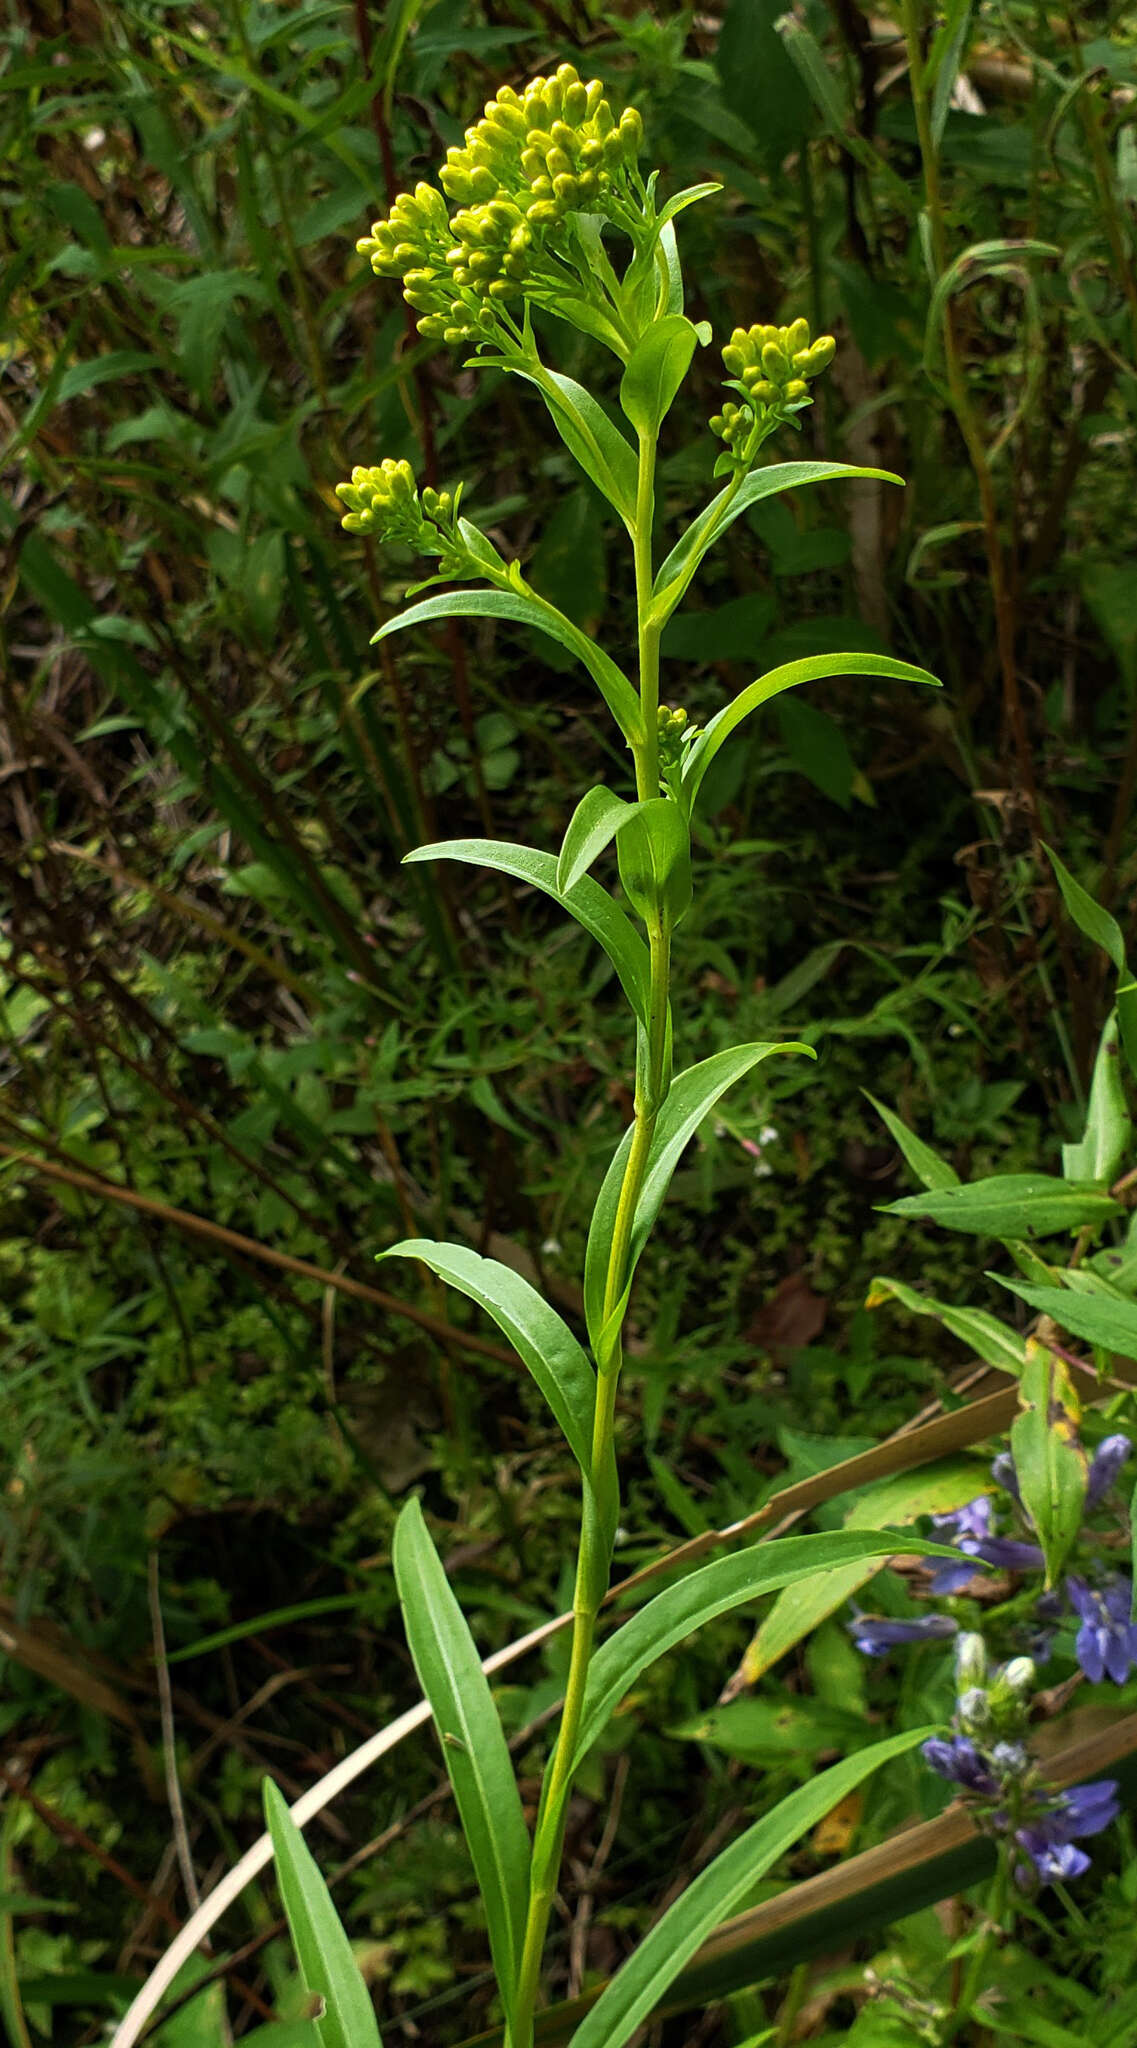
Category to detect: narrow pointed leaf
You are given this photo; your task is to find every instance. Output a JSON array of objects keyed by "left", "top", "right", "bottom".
[
  {"left": 571, "top": 1530, "right": 961, "bottom": 1769},
  {"left": 653, "top": 463, "right": 904, "bottom": 612},
  {"left": 1010, "top": 1346, "right": 1087, "bottom": 1586},
  {"left": 993, "top": 1275, "right": 1137, "bottom": 1361},
  {"left": 403, "top": 840, "right": 649, "bottom": 1023},
  {"left": 381, "top": 1241, "right": 595, "bottom": 1472},
  {"left": 502, "top": 363, "right": 638, "bottom": 525},
  {"left": 864, "top": 1092, "right": 959, "bottom": 1190},
  {"left": 619, "top": 315, "right": 701, "bottom": 435},
  {"left": 866, "top": 1274, "right": 1027, "bottom": 1375},
  {"left": 567, "top": 1729, "right": 937, "bottom": 2048},
  {"left": 583, "top": 1043, "right": 812, "bottom": 1349},
  {"left": 557, "top": 786, "right": 635, "bottom": 896},
  {"left": 1061, "top": 1012, "right": 1131, "bottom": 1185},
  {"left": 733, "top": 1460, "right": 990, "bottom": 1686},
  {"left": 883, "top": 1175, "right": 1123, "bottom": 1239},
  {"left": 1043, "top": 844, "right": 1137, "bottom": 1077},
  {"left": 393, "top": 1499, "right": 530, "bottom": 2020},
  {"left": 263, "top": 1780, "right": 383, "bottom": 2048},
  {"left": 373, "top": 591, "right": 640, "bottom": 740},
  {"left": 682, "top": 655, "right": 939, "bottom": 812}
]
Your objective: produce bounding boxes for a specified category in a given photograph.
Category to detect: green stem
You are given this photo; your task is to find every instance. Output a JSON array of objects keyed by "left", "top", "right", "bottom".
[
  {"left": 944, "top": 1846, "right": 1010, "bottom": 2042},
  {"left": 510, "top": 428, "right": 672, "bottom": 2048}
]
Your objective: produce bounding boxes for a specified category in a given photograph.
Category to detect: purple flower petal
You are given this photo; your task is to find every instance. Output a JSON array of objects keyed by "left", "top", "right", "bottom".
[
  {"left": 932, "top": 1496, "right": 993, "bottom": 1543},
  {"left": 968, "top": 1537, "right": 1045, "bottom": 1572},
  {"left": 1086, "top": 1434, "right": 1132, "bottom": 1508},
  {"left": 848, "top": 1614, "right": 959, "bottom": 1657},
  {"left": 921, "top": 1735, "right": 997, "bottom": 1793},
  {"left": 991, "top": 1451, "right": 1022, "bottom": 1505}
]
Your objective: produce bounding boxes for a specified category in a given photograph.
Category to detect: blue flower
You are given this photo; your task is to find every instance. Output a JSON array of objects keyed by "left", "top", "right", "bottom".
[
  {"left": 1086, "top": 1433, "right": 1132, "bottom": 1508},
  {"left": 928, "top": 1527, "right": 1044, "bottom": 1596},
  {"left": 990, "top": 1450, "right": 1022, "bottom": 1505},
  {"left": 927, "top": 1497, "right": 995, "bottom": 1593},
  {"left": 1014, "top": 1777, "right": 1121, "bottom": 1888},
  {"left": 922, "top": 1735, "right": 997, "bottom": 1793},
  {"left": 847, "top": 1613, "right": 959, "bottom": 1657},
  {"left": 1067, "top": 1576, "right": 1137, "bottom": 1684}
]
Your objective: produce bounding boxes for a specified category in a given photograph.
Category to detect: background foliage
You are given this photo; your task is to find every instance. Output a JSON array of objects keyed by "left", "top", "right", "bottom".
[{"left": 1, "top": 0, "right": 1135, "bottom": 2039}]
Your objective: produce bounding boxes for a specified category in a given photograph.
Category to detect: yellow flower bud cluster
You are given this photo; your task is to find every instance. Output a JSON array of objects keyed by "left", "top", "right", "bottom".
[
  {"left": 335, "top": 461, "right": 465, "bottom": 577},
  {"left": 710, "top": 319, "right": 837, "bottom": 453},
  {"left": 440, "top": 65, "right": 642, "bottom": 228},
  {"left": 357, "top": 184, "right": 477, "bottom": 345},
  {"left": 657, "top": 703, "right": 698, "bottom": 768},
  {"left": 356, "top": 65, "right": 644, "bottom": 347}
]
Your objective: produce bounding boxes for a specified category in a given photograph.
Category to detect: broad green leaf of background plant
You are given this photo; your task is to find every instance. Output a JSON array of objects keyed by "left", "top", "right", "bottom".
[
  {"left": 614, "top": 798, "right": 692, "bottom": 931},
  {"left": 681, "top": 655, "right": 939, "bottom": 814},
  {"left": 864, "top": 1092, "right": 959, "bottom": 1189},
  {"left": 392, "top": 1498, "right": 530, "bottom": 2024},
  {"left": 503, "top": 362, "right": 639, "bottom": 527},
  {"left": 993, "top": 1274, "right": 1137, "bottom": 1361},
  {"left": 566, "top": 1728, "right": 937, "bottom": 2048},
  {"left": 380, "top": 1242, "right": 596, "bottom": 1474},
  {"left": 619, "top": 315, "right": 702, "bottom": 435},
  {"left": 1062, "top": 1011, "right": 1131, "bottom": 1185},
  {"left": 373, "top": 590, "right": 641, "bottom": 742},
  {"left": 570, "top": 1529, "right": 962, "bottom": 1769},
  {"left": 557, "top": 786, "right": 636, "bottom": 895},
  {"left": 732, "top": 1458, "right": 989, "bottom": 1685},
  {"left": 883, "top": 1174, "right": 1122, "bottom": 1239},
  {"left": 403, "top": 840, "right": 649, "bottom": 1023},
  {"left": 583, "top": 1043, "right": 813, "bottom": 1352},
  {"left": 1044, "top": 843, "right": 1137, "bottom": 1078},
  {"left": 262, "top": 1781, "right": 383, "bottom": 2048},
  {"left": 652, "top": 462, "right": 905, "bottom": 617},
  {"left": 1009, "top": 1345, "right": 1087, "bottom": 1586},
  {"left": 866, "top": 1275, "right": 1027, "bottom": 1374}
]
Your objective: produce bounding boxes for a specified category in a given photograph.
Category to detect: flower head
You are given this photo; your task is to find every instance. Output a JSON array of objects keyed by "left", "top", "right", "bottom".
[
  {"left": 356, "top": 66, "right": 644, "bottom": 350},
  {"left": 1014, "top": 1777, "right": 1121, "bottom": 1888},
  {"left": 1066, "top": 1575, "right": 1137, "bottom": 1684},
  {"left": 922, "top": 1734, "right": 998, "bottom": 1793},
  {"left": 847, "top": 1612, "right": 958, "bottom": 1658},
  {"left": 710, "top": 319, "right": 836, "bottom": 467},
  {"left": 1086, "top": 1432, "right": 1132, "bottom": 1508}
]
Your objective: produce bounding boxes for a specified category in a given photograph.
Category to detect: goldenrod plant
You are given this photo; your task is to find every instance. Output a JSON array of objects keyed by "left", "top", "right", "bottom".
[{"left": 265, "top": 64, "right": 952, "bottom": 2048}]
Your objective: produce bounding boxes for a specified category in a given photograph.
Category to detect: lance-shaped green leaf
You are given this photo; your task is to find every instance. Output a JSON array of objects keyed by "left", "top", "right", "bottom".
[
  {"left": 655, "top": 182, "right": 722, "bottom": 232},
  {"left": 1062, "top": 1010, "right": 1131, "bottom": 1186},
  {"left": 570, "top": 1530, "right": 961, "bottom": 1770},
  {"left": 502, "top": 362, "right": 638, "bottom": 526},
  {"left": 403, "top": 840, "right": 649, "bottom": 1024},
  {"left": 393, "top": 1498, "right": 530, "bottom": 2020},
  {"left": 866, "top": 1274, "right": 1027, "bottom": 1375},
  {"left": 730, "top": 1459, "right": 990, "bottom": 1686},
  {"left": 557, "top": 786, "right": 635, "bottom": 896},
  {"left": 619, "top": 315, "right": 701, "bottom": 436},
  {"left": 652, "top": 462, "right": 904, "bottom": 616},
  {"left": 583, "top": 1043, "right": 812, "bottom": 1351},
  {"left": 681, "top": 655, "right": 938, "bottom": 813},
  {"left": 381, "top": 1241, "right": 596, "bottom": 1473},
  {"left": 992, "top": 1273, "right": 1137, "bottom": 1362},
  {"left": 1010, "top": 1346, "right": 1087, "bottom": 1586},
  {"left": 1044, "top": 843, "right": 1137, "bottom": 1079},
  {"left": 567, "top": 1727, "right": 936, "bottom": 2048},
  {"left": 882, "top": 1174, "right": 1123, "bottom": 1240},
  {"left": 263, "top": 1780, "right": 384, "bottom": 2048},
  {"left": 373, "top": 589, "right": 641, "bottom": 743},
  {"left": 614, "top": 798, "right": 692, "bottom": 932},
  {"left": 863, "top": 1092, "right": 959, "bottom": 1191}
]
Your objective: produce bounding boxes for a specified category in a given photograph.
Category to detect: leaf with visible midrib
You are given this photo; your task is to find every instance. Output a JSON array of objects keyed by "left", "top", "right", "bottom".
[
  {"left": 373, "top": 590, "right": 640, "bottom": 740},
  {"left": 572, "top": 1529, "right": 962, "bottom": 1768},
  {"left": 583, "top": 1042, "right": 812, "bottom": 1350},
  {"left": 263, "top": 1780, "right": 383, "bottom": 2048},
  {"left": 883, "top": 1174, "right": 1123, "bottom": 1239},
  {"left": 567, "top": 1728, "right": 937, "bottom": 2048},
  {"left": 393, "top": 1500, "right": 530, "bottom": 2024},
  {"left": 381, "top": 1240, "right": 596, "bottom": 1472},
  {"left": 403, "top": 839, "right": 649, "bottom": 1024}
]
